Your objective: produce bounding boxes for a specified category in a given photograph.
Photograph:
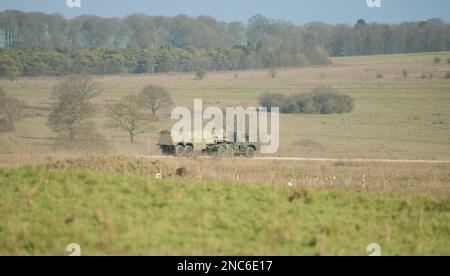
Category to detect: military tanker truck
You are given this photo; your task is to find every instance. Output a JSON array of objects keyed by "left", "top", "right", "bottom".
[{"left": 157, "top": 130, "right": 257, "bottom": 157}]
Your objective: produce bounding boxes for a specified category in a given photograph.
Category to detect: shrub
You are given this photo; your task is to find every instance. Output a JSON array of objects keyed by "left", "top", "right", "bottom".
[
  {"left": 195, "top": 67, "right": 206, "bottom": 80},
  {"left": 0, "top": 117, "right": 14, "bottom": 132},
  {"left": 311, "top": 87, "right": 354, "bottom": 114},
  {"left": 269, "top": 68, "right": 278, "bottom": 79},
  {"left": 401, "top": 69, "right": 408, "bottom": 78},
  {"left": 53, "top": 122, "right": 107, "bottom": 153},
  {"left": 0, "top": 87, "right": 26, "bottom": 130},
  {"left": 446, "top": 72, "right": 450, "bottom": 79},
  {"left": 376, "top": 72, "right": 384, "bottom": 79},
  {"left": 7, "top": 69, "right": 20, "bottom": 82},
  {"left": 291, "top": 93, "right": 315, "bottom": 113},
  {"left": 307, "top": 46, "right": 332, "bottom": 65},
  {"left": 447, "top": 58, "right": 450, "bottom": 64},
  {"left": 258, "top": 87, "right": 354, "bottom": 115},
  {"left": 259, "top": 92, "right": 288, "bottom": 112},
  {"left": 420, "top": 72, "right": 434, "bottom": 79},
  {"left": 0, "top": 54, "right": 20, "bottom": 79},
  {"left": 434, "top": 57, "right": 441, "bottom": 64}
]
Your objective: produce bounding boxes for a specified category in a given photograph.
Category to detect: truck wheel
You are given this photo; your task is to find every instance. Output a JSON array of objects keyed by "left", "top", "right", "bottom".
[
  {"left": 161, "top": 148, "right": 169, "bottom": 156},
  {"left": 217, "top": 145, "right": 228, "bottom": 157},
  {"left": 227, "top": 146, "right": 235, "bottom": 156},
  {"left": 184, "top": 145, "right": 194, "bottom": 157},
  {"left": 246, "top": 146, "right": 256, "bottom": 157},
  {"left": 175, "top": 145, "right": 185, "bottom": 156}
]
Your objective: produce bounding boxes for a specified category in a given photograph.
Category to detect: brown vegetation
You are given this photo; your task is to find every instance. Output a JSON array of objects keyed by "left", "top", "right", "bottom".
[
  {"left": 30, "top": 155, "right": 450, "bottom": 197},
  {"left": 0, "top": 87, "right": 26, "bottom": 129},
  {"left": 47, "top": 77, "right": 105, "bottom": 150},
  {"left": 0, "top": 117, "right": 13, "bottom": 132},
  {"left": 108, "top": 95, "right": 149, "bottom": 143},
  {"left": 140, "top": 85, "right": 173, "bottom": 115}
]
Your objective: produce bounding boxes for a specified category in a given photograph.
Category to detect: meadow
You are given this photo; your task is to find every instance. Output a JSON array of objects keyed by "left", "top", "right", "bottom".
[
  {"left": 1, "top": 52, "right": 450, "bottom": 256},
  {"left": 0, "top": 164, "right": 449, "bottom": 256},
  {"left": 0, "top": 52, "right": 449, "bottom": 159}
]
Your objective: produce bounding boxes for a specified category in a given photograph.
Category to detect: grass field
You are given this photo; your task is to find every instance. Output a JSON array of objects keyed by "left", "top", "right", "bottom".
[
  {"left": 0, "top": 52, "right": 449, "bottom": 159},
  {"left": 1, "top": 165, "right": 449, "bottom": 256},
  {"left": 1, "top": 52, "right": 450, "bottom": 256}
]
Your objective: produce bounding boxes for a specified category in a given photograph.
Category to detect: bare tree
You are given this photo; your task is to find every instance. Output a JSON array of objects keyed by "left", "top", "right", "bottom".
[
  {"left": 109, "top": 95, "right": 148, "bottom": 143},
  {"left": 140, "top": 85, "right": 173, "bottom": 115},
  {"left": 0, "top": 87, "right": 26, "bottom": 130},
  {"left": 48, "top": 76, "right": 101, "bottom": 142}
]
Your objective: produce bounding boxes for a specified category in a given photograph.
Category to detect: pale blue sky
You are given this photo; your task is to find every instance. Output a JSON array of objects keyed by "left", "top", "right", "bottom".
[{"left": 0, "top": 0, "right": 449, "bottom": 24}]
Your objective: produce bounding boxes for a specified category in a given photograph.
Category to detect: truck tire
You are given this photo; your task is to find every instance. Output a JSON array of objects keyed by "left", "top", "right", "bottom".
[
  {"left": 175, "top": 145, "right": 185, "bottom": 156},
  {"left": 246, "top": 146, "right": 256, "bottom": 157},
  {"left": 227, "top": 146, "right": 235, "bottom": 156},
  {"left": 184, "top": 145, "right": 194, "bottom": 157},
  {"left": 217, "top": 145, "right": 228, "bottom": 157}
]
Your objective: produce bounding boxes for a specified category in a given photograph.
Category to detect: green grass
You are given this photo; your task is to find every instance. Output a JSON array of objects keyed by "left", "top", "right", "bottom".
[{"left": 0, "top": 166, "right": 449, "bottom": 256}]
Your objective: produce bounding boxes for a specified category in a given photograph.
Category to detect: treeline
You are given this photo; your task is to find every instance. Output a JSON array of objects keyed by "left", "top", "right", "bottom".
[
  {"left": 1, "top": 11, "right": 449, "bottom": 55},
  {"left": 326, "top": 18, "right": 450, "bottom": 56},
  {"left": 0, "top": 46, "right": 329, "bottom": 78},
  {"left": 0, "top": 11, "right": 449, "bottom": 78}
]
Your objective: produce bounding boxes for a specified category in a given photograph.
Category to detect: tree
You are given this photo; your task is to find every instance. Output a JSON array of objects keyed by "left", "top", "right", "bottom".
[
  {"left": 109, "top": 95, "right": 148, "bottom": 143},
  {"left": 75, "top": 15, "right": 111, "bottom": 48},
  {"left": 0, "top": 54, "right": 20, "bottom": 79},
  {"left": 124, "top": 14, "right": 154, "bottom": 48},
  {"left": 48, "top": 77, "right": 101, "bottom": 142},
  {"left": 0, "top": 87, "right": 26, "bottom": 130},
  {"left": 140, "top": 85, "right": 173, "bottom": 115},
  {"left": 7, "top": 68, "right": 19, "bottom": 81},
  {"left": 109, "top": 18, "right": 129, "bottom": 49}
]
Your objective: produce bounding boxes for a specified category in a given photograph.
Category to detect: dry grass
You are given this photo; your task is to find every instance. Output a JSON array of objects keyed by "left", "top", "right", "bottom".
[
  {"left": 0, "top": 52, "right": 449, "bottom": 159},
  {"left": 122, "top": 156, "right": 450, "bottom": 197},
  {"left": 7, "top": 154, "right": 447, "bottom": 197}
]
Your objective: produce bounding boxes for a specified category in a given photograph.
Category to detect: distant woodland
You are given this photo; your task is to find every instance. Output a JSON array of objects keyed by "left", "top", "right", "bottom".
[{"left": 0, "top": 11, "right": 449, "bottom": 77}]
